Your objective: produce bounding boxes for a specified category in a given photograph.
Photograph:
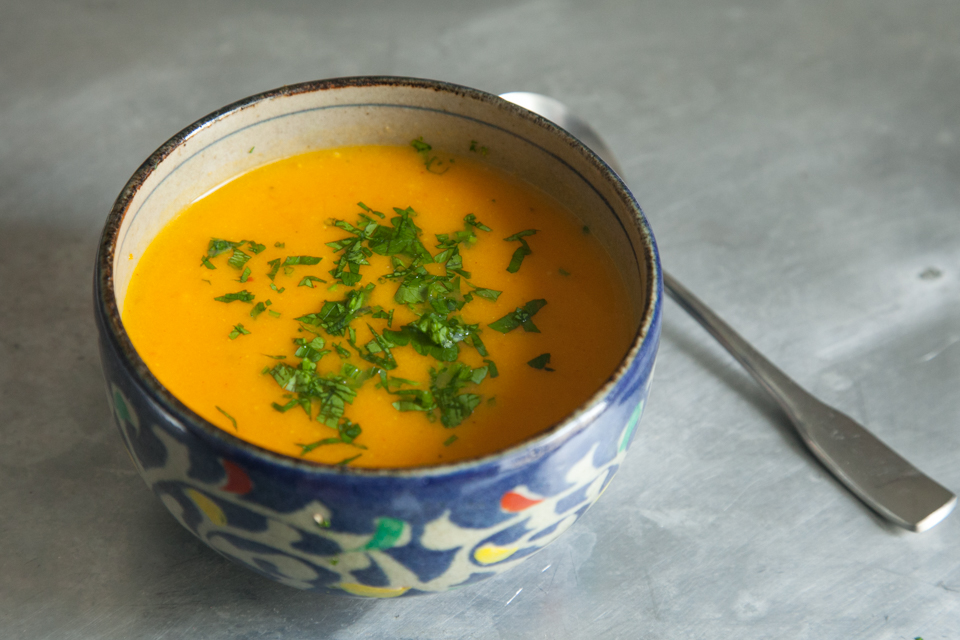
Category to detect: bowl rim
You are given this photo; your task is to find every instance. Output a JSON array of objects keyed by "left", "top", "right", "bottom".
[{"left": 95, "top": 75, "right": 663, "bottom": 479}]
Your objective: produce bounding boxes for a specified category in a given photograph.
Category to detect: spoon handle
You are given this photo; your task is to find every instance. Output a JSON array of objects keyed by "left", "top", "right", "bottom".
[{"left": 663, "top": 271, "right": 957, "bottom": 531}]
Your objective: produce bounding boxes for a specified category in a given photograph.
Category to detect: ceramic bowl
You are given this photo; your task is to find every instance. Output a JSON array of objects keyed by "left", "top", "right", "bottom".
[{"left": 94, "top": 77, "right": 662, "bottom": 597}]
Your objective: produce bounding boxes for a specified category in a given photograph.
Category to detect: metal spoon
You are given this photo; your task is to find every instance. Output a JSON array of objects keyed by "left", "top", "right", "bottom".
[{"left": 501, "top": 91, "right": 957, "bottom": 532}]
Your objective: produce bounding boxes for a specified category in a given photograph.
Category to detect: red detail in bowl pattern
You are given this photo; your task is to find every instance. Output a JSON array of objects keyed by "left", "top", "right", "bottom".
[
  {"left": 221, "top": 460, "right": 253, "bottom": 494},
  {"left": 500, "top": 491, "right": 543, "bottom": 512}
]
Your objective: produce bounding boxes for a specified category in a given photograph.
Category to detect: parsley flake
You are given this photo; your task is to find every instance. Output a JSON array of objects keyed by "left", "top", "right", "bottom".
[
  {"left": 284, "top": 255, "right": 322, "bottom": 266},
  {"left": 466, "top": 282, "right": 502, "bottom": 301},
  {"left": 468, "top": 140, "right": 489, "bottom": 156},
  {"left": 228, "top": 323, "right": 250, "bottom": 339},
  {"left": 527, "top": 353, "right": 554, "bottom": 371},
  {"left": 368, "top": 207, "right": 433, "bottom": 261},
  {"left": 227, "top": 249, "right": 251, "bottom": 270},
  {"left": 266, "top": 258, "right": 282, "bottom": 281},
  {"left": 410, "top": 136, "right": 452, "bottom": 174},
  {"left": 215, "top": 290, "right": 255, "bottom": 303},
  {"left": 390, "top": 362, "right": 488, "bottom": 427},
  {"left": 464, "top": 213, "right": 492, "bottom": 232},
  {"left": 488, "top": 299, "right": 547, "bottom": 333},
  {"left": 504, "top": 229, "right": 537, "bottom": 273},
  {"left": 215, "top": 406, "right": 238, "bottom": 430},
  {"left": 410, "top": 136, "right": 431, "bottom": 154},
  {"left": 266, "top": 362, "right": 361, "bottom": 427},
  {"left": 298, "top": 275, "right": 328, "bottom": 288},
  {"left": 207, "top": 238, "right": 242, "bottom": 258},
  {"left": 296, "top": 283, "right": 374, "bottom": 337},
  {"left": 297, "top": 418, "right": 365, "bottom": 455},
  {"left": 245, "top": 241, "right": 266, "bottom": 255}
]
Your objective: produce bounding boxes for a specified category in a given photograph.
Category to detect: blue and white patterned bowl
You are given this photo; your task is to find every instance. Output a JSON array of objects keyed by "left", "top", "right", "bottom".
[{"left": 94, "top": 77, "right": 662, "bottom": 597}]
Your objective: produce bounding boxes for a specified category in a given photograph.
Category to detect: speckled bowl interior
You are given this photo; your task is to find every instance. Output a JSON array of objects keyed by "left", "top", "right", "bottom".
[{"left": 95, "top": 77, "right": 662, "bottom": 596}]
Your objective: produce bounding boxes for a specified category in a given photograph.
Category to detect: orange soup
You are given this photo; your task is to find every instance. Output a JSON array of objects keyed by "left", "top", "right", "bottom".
[{"left": 122, "top": 143, "right": 633, "bottom": 468}]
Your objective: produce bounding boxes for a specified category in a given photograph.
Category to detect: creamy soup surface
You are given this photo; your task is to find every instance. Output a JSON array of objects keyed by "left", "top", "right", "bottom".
[{"left": 123, "top": 143, "right": 634, "bottom": 468}]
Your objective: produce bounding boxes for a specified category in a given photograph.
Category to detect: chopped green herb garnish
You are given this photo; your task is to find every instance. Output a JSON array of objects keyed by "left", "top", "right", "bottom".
[
  {"left": 215, "top": 290, "right": 255, "bottom": 303},
  {"left": 270, "top": 283, "right": 285, "bottom": 293},
  {"left": 488, "top": 299, "right": 547, "bottom": 333},
  {"left": 207, "top": 238, "right": 242, "bottom": 258},
  {"left": 432, "top": 363, "right": 487, "bottom": 427},
  {"left": 357, "top": 202, "right": 385, "bottom": 218},
  {"left": 201, "top": 256, "right": 217, "bottom": 270},
  {"left": 371, "top": 308, "right": 395, "bottom": 327},
  {"left": 504, "top": 229, "right": 538, "bottom": 242},
  {"left": 249, "top": 187, "right": 561, "bottom": 451},
  {"left": 266, "top": 361, "right": 360, "bottom": 426},
  {"left": 466, "top": 282, "right": 502, "bottom": 301},
  {"left": 468, "top": 140, "right": 489, "bottom": 156},
  {"left": 368, "top": 207, "right": 433, "bottom": 261},
  {"left": 443, "top": 435, "right": 459, "bottom": 446},
  {"left": 334, "top": 343, "right": 351, "bottom": 359},
  {"left": 325, "top": 214, "right": 377, "bottom": 285},
  {"left": 296, "top": 283, "right": 374, "bottom": 337},
  {"left": 201, "top": 279, "right": 212, "bottom": 285},
  {"left": 390, "top": 362, "right": 487, "bottom": 427},
  {"left": 268, "top": 310, "right": 281, "bottom": 318},
  {"left": 383, "top": 312, "right": 482, "bottom": 362},
  {"left": 504, "top": 229, "right": 537, "bottom": 273},
  {"left": 263, "top": 354, "right": 287, "bottom": 360},
  {"left": 284, "top": 255, "right": 323, "bottom": 266},
  {"left": 227, "top": 249, "right": 251, "bottom": 270},
  {"left": 336, "top": 453, "right": 363, "bottom": 466},
  {"left": 377, "top": 373, "right": 420, "bottom": 391},
  {"left": 215, "top": 406, "right": 238, "bottom": 430},
  {"left": 410, "top": 136, "right": 452, "bottom": 174},
  {"left": 393, "top": 268, "right": 468, "bottom": 314},
  {"left": 249, "top": 146, "right": 255, "bottom": 153},
  {"left": 298, "top": 275, "right": 328, "bottom": 288},
  {"left": 350, "top": 324, "right": 398, "bottom": 370},
  {"left": 228, "top": 323, "right": 250, "bottom": 339},
  {"left": 274, "top": 242, "right": 285, "bottom": 248},
  {"left": 297, "top": 418, "right": 365, "bottom": 455},
  {"left": 294, "top": 336, "right": 328, "bottom": 362},
  {"left": 527, "top": 353, "right": 554, "bottom": 371},
  {"left": 410, "top": 136, "right": 431, "bottom": 154},
  {"left": 558, "top": 268, "right": 571, "bottom": 276},
  {"left": 239, "top": 266, "right": 252, "bottom": 282},
  {"left": 266, "top": 258, "right": 281, "bottom": 281},
  {"left": 464, "top": 213, "right": 491, "bottom": 232}
]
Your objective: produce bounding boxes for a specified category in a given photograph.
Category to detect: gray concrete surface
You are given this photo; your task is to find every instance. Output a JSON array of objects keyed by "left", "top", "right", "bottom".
[{"left": 2, "top": 0, "right": 959, "bottom": 637}]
